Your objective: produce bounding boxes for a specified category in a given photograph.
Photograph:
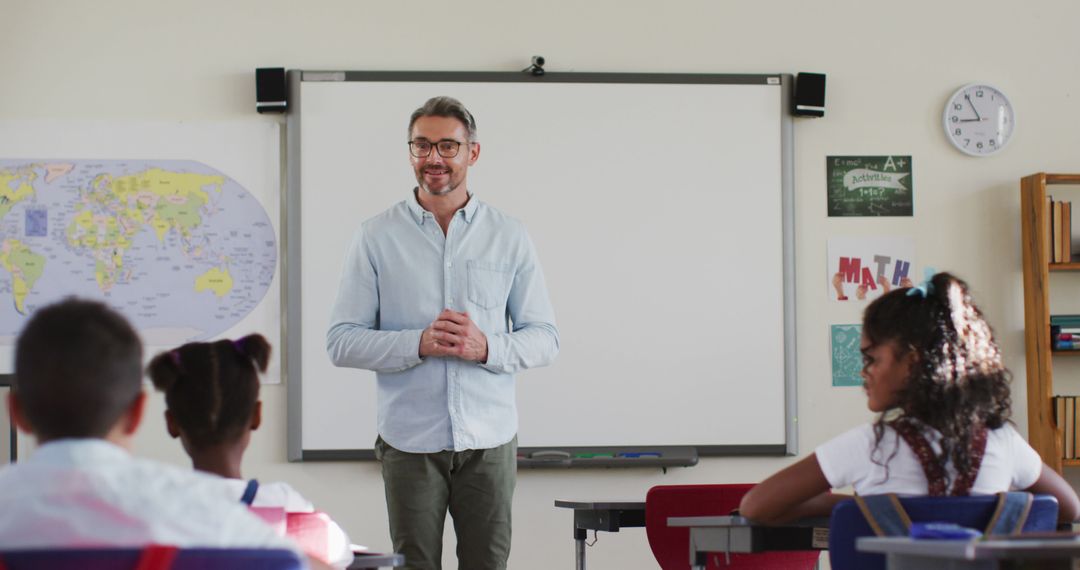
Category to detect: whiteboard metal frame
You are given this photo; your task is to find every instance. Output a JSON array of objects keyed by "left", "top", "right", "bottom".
[{"left": 285, "top": 70, "right": 797, "bottom": 461}]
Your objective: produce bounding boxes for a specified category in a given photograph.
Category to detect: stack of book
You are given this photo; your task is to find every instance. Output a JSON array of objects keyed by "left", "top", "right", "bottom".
[
  {"left": 1051, "top": 315, "right": 1080, "bottom": 350},
  {"left": 1055, "top": 396, "right": 1080, "bottom": 459},
  {"left": 1048, "top": 196, "right": 1073, "bottom": 263}
]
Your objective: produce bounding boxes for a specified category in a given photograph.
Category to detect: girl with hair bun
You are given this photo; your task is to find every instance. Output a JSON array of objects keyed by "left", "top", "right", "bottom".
[
  {"left": 149, "top": 334, "right": 354, "bottom": 567},
  {"left": 740, "top": 272, "right": 1080, "bottom": 524}
]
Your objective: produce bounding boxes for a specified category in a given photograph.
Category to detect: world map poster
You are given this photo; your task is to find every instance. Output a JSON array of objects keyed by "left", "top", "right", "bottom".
[{"left": 0, "top": 121, "right": 282, "bottom": 382}]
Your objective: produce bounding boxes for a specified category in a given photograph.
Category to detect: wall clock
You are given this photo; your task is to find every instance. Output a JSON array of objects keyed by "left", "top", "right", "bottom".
[{"left": 943, "top": 84, "right": 1015, "bottom": 156}]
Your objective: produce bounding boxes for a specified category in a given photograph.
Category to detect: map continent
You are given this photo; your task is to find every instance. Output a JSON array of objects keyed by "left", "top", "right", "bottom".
[{"left": 0, "top": 160, "right": 277, "bottom": 343}]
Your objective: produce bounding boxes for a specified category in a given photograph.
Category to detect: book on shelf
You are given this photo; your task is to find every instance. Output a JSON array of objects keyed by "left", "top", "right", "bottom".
[
  {"left": 1050, "top": 317, "right": 1080, "bottom": 326},
  {"left": 1062, "top": 201, "right": 1071, "bottom": 261},
  {"left": 1049, "top": 322, "right": 1080, "bottom": 349},
  {"left": 1056, "top": 396, "right": 1080, "bottom": 460},
  {"left": 1068, "top": 396, "right": 1076, "bottom": 459},
  {"left": 1048, "top": 198, "right": 1073, "bottom": 263},
  {"left": 1046, "top": 194, "right": 1053, "bottom": 263},
  {"left": 1055, "top": 199, "right": 1063, "bottom": 262}
]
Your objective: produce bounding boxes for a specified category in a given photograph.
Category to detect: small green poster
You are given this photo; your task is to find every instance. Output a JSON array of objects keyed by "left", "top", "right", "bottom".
[
  {"left": 831, "top": 324, "right": 863, "bottom": 387},
  {"left": 827, "top": 156, "right": 913, "bottom": 217}
]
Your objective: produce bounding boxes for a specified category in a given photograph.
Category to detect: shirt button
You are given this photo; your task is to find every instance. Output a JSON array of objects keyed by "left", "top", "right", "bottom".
[
  {"left": 448, "top": 298, "right": 454, "bottom": 304},
  {"left": 446, "top": 262, "right": 452, "bottom": 268}
]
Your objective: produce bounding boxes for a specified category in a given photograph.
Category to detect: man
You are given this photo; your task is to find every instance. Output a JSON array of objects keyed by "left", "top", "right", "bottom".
[
  {"left": 327, "top": 96, "right": 559, "bottom": 570},
  {"left": 0, "top": 299, "right": 325, "bottom": 567}
]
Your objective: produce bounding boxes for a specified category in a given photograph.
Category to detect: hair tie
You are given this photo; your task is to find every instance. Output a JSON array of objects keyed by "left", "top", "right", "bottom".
[
  {"left": 906, "top": 267, "right": 937, "bottom": 298},
  {"left": 169, "top": 349, "right": 182, "bottom": 368},
  {"left": 231, "top": 339, "right": 245, "bottom": 355}
]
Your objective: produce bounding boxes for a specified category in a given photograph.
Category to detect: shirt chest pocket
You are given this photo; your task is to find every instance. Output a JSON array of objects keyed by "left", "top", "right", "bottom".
[{"left": 467, "top": 261, "right": 514, "bottom": 310}]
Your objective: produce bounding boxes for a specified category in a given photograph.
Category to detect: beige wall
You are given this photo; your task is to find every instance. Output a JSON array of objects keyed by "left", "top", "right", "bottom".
[{"left": 5, "top": 0, "right": 1080, "bottom": 567}]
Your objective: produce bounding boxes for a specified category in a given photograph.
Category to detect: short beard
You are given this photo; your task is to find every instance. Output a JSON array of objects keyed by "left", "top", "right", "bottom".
[{"left": 419, "top": 182, "right": 456, "bottom": 196}]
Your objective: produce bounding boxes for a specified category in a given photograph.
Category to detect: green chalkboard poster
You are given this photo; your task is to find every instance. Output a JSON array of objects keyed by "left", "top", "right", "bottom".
[
  {"left": 831, "top": 324, "right": 863, "bottom": 387},
  {"left": 827, "top": 156, "right": 913, "bottom": 217}
]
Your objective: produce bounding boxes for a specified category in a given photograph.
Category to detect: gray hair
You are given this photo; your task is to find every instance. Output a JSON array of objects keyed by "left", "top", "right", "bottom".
[{"left": 408, "top": 96, "right": 478, "bottom": 142}]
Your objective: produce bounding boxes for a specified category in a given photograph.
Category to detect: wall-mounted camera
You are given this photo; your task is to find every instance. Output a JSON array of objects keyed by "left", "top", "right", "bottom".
[{"left": 523, "top": 55, "right": 545, "bottom": 77}]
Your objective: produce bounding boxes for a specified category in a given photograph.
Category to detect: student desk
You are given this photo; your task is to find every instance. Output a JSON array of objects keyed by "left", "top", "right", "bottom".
[
  {"left": 553, "top": 499, "right": 646, "bottom": 570},
  {"left": 347, "top": 552, "right": 405, "bottom": 568},
  {"left": 857, "top": 536, "right": 1080, "bottom": 570},
  {"left": 666, "top": 515, "right": 829, "bottom": 570}
]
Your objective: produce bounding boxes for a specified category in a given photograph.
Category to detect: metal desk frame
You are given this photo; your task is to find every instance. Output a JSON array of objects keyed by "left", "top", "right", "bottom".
[
  {"left": 554, "top": 500, "right": 645, "bottom": 570},
  {"left": 347, "top": 552, "right": 405, "bottom": 569},
  {"left": 857, "top": 536, "right": 1080, "bottom": 570}
]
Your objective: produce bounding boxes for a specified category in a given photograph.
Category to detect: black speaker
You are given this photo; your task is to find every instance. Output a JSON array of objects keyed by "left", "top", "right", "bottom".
[
  {"left": 256, "top": 68, "right": 287, "bottom": 114},
  {"left": 793, "top": 73, "right": 826, "bottom": 117}
]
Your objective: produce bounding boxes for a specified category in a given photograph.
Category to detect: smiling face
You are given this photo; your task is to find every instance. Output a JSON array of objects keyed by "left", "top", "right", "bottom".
[
  {"left": 860, "top": 336, "right": 915, "bottom": 412},
  {"left": 409, "top": 115, "right": 479, "bottom": 198}
]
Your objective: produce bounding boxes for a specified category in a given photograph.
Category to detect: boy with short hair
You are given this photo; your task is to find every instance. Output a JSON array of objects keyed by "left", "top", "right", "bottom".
[{"left": 0, "top": 298, "right": 310, "bottom": 560}]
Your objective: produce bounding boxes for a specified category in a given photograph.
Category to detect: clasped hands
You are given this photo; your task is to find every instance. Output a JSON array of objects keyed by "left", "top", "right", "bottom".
[{"left": 419, "top": 309, "right": 488, "bottom": 363}]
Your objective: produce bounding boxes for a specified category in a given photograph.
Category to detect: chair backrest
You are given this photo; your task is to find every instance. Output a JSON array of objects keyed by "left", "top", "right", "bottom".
[
  {"left": 828, "top": 494, "right": 1059, "bottom": 570},
  {"left": 645, "top": 484, "right": 820, "bottom": 570},
  {"left": 286, "top": 511, "right": 333, "bottom": 563},
  {"left": 0, "top": 546, "right": 305, "bottom": 570},
  {"left": 250, "top": 506, "right": 288, "bottom": 535},
  {"left": 250, "top": 505, "right": 337, "bottom": 564}
]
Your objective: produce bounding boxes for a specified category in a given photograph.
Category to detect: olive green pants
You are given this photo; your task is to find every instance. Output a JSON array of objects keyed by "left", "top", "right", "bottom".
[{"left": 375, "top": 436, "right": 517, "bottom": 570}]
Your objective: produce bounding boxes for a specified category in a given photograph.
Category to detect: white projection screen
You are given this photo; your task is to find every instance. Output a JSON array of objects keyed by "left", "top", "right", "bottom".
[{"left": 285, "top": 71, "right": 796, "bottom": 461}]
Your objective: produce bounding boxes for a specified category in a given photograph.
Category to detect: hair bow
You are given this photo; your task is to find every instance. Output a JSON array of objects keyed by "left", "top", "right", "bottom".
[{"left": 906, "top": 267, "right": 937, "bottom": 298}]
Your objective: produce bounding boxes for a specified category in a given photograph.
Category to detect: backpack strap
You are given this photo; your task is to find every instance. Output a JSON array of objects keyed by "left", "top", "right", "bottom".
[
  {"left": 890, "top": 418, "right": 989, "bottom": 496},
  {"left": 854, "top": 494, "right": 912, "bottom": 537},
  {"left": 949, "top": 426, "right": 989, "bottom": 496},
  {"left": 890, "top": 420, "right": 948, "bottom": 496},
  {"left": 240, "top": 478, "right": 260, "bottom": 506},
  {"left": 984, "top": 492, "right": 1033, "bottom": 536}
]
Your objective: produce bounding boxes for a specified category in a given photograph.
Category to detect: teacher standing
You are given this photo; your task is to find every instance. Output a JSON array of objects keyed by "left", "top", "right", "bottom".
[{"left": 326, "top": 96, "right": 559, "bottom": 570}]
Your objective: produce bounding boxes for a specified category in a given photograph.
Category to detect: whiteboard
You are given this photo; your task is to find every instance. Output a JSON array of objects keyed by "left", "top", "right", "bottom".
[{"left": 286, "top": 71, "right": 796, "bottom": 460}]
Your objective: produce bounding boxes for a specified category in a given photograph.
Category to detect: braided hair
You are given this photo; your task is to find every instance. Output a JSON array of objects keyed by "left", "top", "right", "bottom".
[
  {"left": 864, "top": 272, "right": 1012, "bottom": 490},
  {"left": 148, "top": 334, "right": 270, "bottom": 448}
]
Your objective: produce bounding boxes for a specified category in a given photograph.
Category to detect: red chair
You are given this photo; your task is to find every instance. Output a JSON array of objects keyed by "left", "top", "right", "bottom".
[{"left": 645, "top": 484, "right": 820, "bottom": 570}]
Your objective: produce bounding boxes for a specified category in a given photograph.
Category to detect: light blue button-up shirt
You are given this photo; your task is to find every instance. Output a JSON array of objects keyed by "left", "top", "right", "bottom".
[{"left": 326, "top": 191, "right": 559, "bottom": 453}]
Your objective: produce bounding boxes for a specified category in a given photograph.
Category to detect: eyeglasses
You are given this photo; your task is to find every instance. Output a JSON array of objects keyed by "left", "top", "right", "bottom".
[{"left": 408, "top": 139, "right": 468, "bottom": 158}]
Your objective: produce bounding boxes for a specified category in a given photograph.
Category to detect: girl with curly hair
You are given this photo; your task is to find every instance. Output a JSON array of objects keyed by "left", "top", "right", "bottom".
[{"left": 740, "top": 272, "right": 1079, "bottom": 524}]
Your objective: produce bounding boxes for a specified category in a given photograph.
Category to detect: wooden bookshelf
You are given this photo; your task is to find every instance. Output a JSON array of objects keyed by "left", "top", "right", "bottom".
[{"left": 1021, "top": 173, "right": 1080, "bottom": 474}]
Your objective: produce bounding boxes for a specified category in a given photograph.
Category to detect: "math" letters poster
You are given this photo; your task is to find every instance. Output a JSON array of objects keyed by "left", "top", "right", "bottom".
[{"left": 827, "top": 236, "right": 916, "bottom": 303}]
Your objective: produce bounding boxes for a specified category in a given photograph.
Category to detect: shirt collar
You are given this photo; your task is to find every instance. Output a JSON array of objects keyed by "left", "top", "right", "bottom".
[
  {"left": 27, "top": 438, "right": 130, "bottom": 465},
  {"left": 407, "top": 187, "right": 479, "bottom": 225}
]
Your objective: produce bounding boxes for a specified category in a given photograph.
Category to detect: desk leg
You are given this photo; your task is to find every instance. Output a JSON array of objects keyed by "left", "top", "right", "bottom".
[{"left": 573, "top": 527, "right": 586, "bottom": 570}]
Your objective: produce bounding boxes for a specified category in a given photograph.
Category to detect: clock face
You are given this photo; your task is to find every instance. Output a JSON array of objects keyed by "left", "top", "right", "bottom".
[{"left": 943, "top": 84, "right": 1015, "bottom": 156}]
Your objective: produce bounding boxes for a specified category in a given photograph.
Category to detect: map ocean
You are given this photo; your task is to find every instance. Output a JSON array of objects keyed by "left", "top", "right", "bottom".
[{"left": 0, "top": 160, "right": 277, "bottom": 344}]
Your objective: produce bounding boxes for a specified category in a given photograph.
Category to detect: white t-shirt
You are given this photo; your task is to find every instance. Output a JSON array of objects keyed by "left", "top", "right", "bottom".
[
  {"left": 0, "top": 439, "right": 300, "bottom": 553},
  {"left": 224, "top": 479, "right": 354, "bottom": 568},
  {"left": 816, "top": 422, "right": 1043, "bottom": 496}
]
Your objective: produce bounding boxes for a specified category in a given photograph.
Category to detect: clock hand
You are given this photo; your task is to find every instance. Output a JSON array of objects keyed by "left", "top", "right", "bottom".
[{"left": 964, "top": 94, "right": 983, "bottom": 121}]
